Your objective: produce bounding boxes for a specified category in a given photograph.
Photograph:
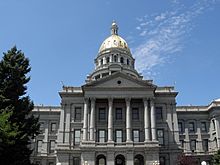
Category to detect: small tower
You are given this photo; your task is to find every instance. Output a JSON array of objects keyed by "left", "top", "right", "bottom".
[{"left": 111, "top": 21, "right": 118, "bottom": 35}]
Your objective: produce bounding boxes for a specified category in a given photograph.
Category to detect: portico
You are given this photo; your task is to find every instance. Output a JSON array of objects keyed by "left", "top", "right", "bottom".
[{"left": 82, "top": 96, "right": 156, "bottom": 143}]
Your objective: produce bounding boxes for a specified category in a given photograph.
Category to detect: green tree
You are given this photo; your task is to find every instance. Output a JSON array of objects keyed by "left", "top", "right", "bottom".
[
  {"left": 213, "top": 149, "right": 220, "bottom": 165},
  {"left": 0, "top": 46, "right": 39, "bottom": 165}
]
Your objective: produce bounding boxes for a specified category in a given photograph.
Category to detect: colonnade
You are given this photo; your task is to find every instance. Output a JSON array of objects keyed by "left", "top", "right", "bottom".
[{"left": 82, "top": 98, "right": 156, "bottom": 142}]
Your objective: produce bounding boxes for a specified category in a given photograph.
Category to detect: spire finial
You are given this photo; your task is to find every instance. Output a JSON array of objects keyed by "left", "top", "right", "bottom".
[{"left": 111, "top": 20, "right": 118, "bottom": 35}]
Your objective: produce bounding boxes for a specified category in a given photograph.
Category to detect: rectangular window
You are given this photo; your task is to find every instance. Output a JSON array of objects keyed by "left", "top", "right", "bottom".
[
  {"left": 156, "top": 107, "right": 163, "bottom": 120},
  {"left": 180, "top": 140, "right": 184, "bottom": 148},
  {"left": 190, "top": 140, "right": 196, "bottom": 152},
  {"left": 189, "top": 122, "right": 195, "bottom": 133},
  {"left": 202, "top": 139, "right": 209, "bottom": 152},
  {"left": 132, "top": 108, "right": 139, "bottom": 120},
  {"left": 51, "top": 123, "right": 56, "bottom": 132},
  {"left": 49, "top": 140, "right": 55, "bottom": 153},
  {"left": 75, "top": 107, "right": 82, "bottom": 122},
  {"left": 157, "top": 129, "right": 164, "bottom": 145},
  {"left": 116, "top": 130, "right": 123, "bottom": 143},
  {"left": 178, "top": 122, "right": 183, "bottom": 133},
  {"left": 37, "top": 140, "right": 42, "bottom": 153},
  {"left": 201, "top": 122, "right": 207, "bottom": 132},
  {"left": 98, "top": 130, "right": 106, "bottom": 142},
  {"left": 99, "top": 108, "right": 106, "bottom": 120},
  {"left": 74, "top": 130, "right": 81, "bottom": 145},
  {"left": 133, "top": 130, "right": 140, "bottom": 142},
  {"left": 116, "top": 108, "right": 122, "bottom": 120},
  {"left": 73, "top": 157, "right": 81, "bottom": 165}
]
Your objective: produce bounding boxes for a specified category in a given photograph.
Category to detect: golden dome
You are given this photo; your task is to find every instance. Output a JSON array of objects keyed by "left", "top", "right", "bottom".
[{"left": 98, "top": 21, "right": 130, "bottom": 53}]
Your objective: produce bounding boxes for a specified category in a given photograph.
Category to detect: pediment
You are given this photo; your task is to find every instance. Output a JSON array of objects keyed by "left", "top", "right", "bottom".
[{"left": 84, "top": 72, "right": 156, "bottom": 89}]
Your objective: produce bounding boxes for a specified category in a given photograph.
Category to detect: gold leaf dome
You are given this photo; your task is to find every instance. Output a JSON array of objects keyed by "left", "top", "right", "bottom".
[{"left": 98, "top": 21, "right": 130, "bottom": 53}]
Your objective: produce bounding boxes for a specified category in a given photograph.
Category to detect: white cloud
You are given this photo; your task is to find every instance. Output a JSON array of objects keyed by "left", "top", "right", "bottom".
[{"left": 132, "top": 0, "right": 218, "bottom": 78}]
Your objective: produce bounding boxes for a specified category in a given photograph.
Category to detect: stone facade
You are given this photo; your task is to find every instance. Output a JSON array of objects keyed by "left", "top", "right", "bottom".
[{"left": 30, "top": 22, "right": 220, "bottom": 165}]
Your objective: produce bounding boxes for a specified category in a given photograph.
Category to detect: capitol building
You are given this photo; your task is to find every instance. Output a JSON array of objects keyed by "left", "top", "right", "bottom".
[{"left": 31, "top": 22, "right": 220, "bottom": 165}]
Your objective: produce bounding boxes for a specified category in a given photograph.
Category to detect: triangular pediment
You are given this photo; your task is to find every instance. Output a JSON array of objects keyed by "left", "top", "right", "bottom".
[{"left": 84, "top": 72, "right": 156, "bottom": 89}]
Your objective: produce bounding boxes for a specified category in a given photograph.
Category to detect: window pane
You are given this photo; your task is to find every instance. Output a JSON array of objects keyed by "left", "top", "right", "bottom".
[
  {"left": 157, "top": 129, "right": 164, "bottom": 145},
  {"left": 74, "top": 130, "right": 81, "bottom": 145},
  {"left": 40, "top": 122, "right": 44, "bottom": 133},
  {"left": 116, "top": 108, "right": 122, "bottom": 120},
  {"left": 99, "top": 108, "right": 106, "bottom": 120},
  {"left": 132, "top": 108, "right": 139, "bottom": 120},
  {"left": 156, "top": 107, "right": 163, "bottom": 120},
  {"left": 75, "top": 107, "right": 81, "bottom": 122},
  {"left": 190, "top": 140, "right": 196, "bottom": 151},
  {"left": 116, "top": 130, "right": 123, "bottom": 142},
  {"left": 202, "top": 139, "right": 208, "bottom": 152},
  {"left": 189, "top": 122, "right": 195, "bottom": 132},
  {"left": 49, "top": 141, "right": 55, "bottom": 153},
  {"left": 51, "top": 123, "right": 56, "bottom": 132},
  {"left": 99, "top": 130, "right": 105, "bottom": 142},
  {"left": 133, "top": 130, "right": 139, "bottom": 142},
  {"left": 37, "top": 140, "right": 42, "bottom": 153},
  {"left": 178, "top": 122, "right": 183, "bottom": 133},
  {"left": 201, "top": 122, "right": 207, "bottom": 132},
  {"left": 73, "top": 157, "right": 80, "bottom": 165}
]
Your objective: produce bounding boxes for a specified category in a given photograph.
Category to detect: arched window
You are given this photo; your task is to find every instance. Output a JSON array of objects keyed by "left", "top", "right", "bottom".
[
  {"left": 127, "top": 59, "right": 130, "bottom": 65},
  {"left": 134, "top": 155, "right": 144, "bottom": 165},
  {"left": 115, "top": 155, "right": 125, "bottom": 165},
  {"left": 114, "top": 55, "right": 117, "bottom": 62},
  {"left": 96, "top": 155, "right": 106, "bottom": 165},
  {"left": 120, "top": 57, "right": 124, "bottom": 64},
  {"left": 106, "top": 57, "right": 110, "bottom": 63}
]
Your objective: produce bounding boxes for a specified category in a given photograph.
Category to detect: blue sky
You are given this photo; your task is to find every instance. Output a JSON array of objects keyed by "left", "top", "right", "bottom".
[{"left": 0, "top": 0, "right": 220, "bottom": 106}]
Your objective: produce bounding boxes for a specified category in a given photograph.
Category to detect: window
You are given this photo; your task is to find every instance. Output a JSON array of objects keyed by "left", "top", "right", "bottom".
[
  {"left": 74, "top": 130, "right": 81, "bottom": 145},
  {"left": 180, "top": 140, "right": 184, "bottom": 148},
  {"left": 99, "top": 108, "right": 106, "bottom": 120},
  {"left": 100, "top": 59, "right": 103, "bottom": 65},
  {"left": 73, "top": 157, "right": 81, "bottom": 165},
  {"left": 127, "top": 59, "right": 130, "bottom": 65},
  {"left": 37, "top": 140, "right": 42, "bottom": 153},
  {"left": 132, "top": 108, "right": 139, "bottom": 120},
  {"left": 190, "top": 140, "right": 196, "bottom": 152},
  {"left": 157, "top": 129, "right": 164, "bottom": 145},
  {"left": 201, "top": 122, "right": 207, "bottom": 132},
  {"left": 49, "top": 163, "right": 54, "bottom": 165},
  {"left": 114, "top": 55, "right": 117, "bottom": 62},
  {"left": 116, "top": 130, "right": 123, "bottom": 143},
  {"left": 106, "top": 57, "right": 110, "bottom": 63},
  {"left": 98, "top": 130, "right": 106, "bottom": 142},
  {"left": 202, "top": 139, "right": 209, "bottom": 152},
  {"left": 51, "top": 123, "right": 56, "bottom": 132},
  {"left": 120, "top": 57, "right": 124, "bottom": 64},
  {"left": 133, "top": 130, "right": 140, "bottom": 142},
  {"left": 159, "top": 157, "right": 166, "bottom": 165},
  {"left": 178, "top": 122, "right": 184, "bottom": 133},
  {"left": 156, "top": 107, "right": 163, "bottom": 120},
  {"left": 116, "top": 108, "right": 122, "bottom": 120},
  {"left": 75, "top": 107, "right": 82, "bottom": 122},
  {"left": 49, "top": 140, "right": 55, "bottom": 153},
  {"left": 189, "top": 122, "right": 195, "bottom": 133}
]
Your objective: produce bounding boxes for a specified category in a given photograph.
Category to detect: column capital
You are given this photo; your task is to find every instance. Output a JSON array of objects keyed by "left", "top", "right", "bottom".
[
  {"left": 125, "top": 97, "right": 131, "bottom": 105},
  {"left": 150, "top": 97, "right": 155, "bottom": 104},
  {"left": 84, "top": 98, "right": 89, "bottom": 103},
  {"left": 108, "top": 97, "right": 113, "bottom": 103},
  {"left": 90, "top": 97, "right": 96, "bottom": 102}
]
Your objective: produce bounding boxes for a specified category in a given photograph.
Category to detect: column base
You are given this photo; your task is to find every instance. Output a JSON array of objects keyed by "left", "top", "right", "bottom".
[
  {"left": 126, "top": 141, "right": 133, "bottom": 146},
  {"left": 107, "top": 141, "right": 115, "bottom": 146}
]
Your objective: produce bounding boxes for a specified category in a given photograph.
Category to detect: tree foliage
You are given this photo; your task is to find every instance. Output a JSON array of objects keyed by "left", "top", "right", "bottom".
[
  {"left": 213, "top": 149, "right": 220, "bottom": 165},
  {"left": 176, "top": 154, "right": 197, "bottom": 165},
  {"left": 0, "top": 46, "right": 39, "bottom": 165}
]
